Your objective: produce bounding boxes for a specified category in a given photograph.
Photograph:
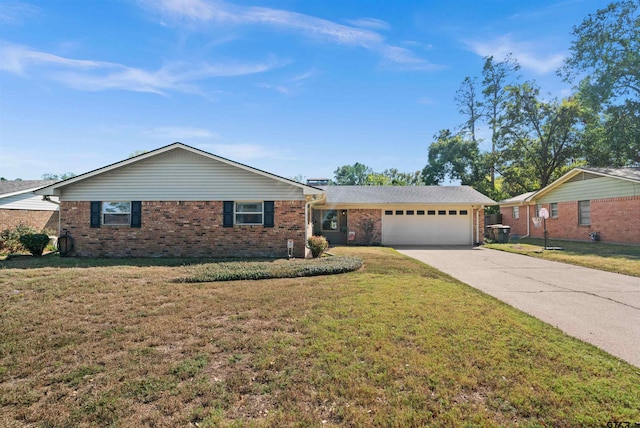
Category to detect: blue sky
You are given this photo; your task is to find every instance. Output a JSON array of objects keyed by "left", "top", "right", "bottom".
[{"left": 0, "top": 0, "right": 609, "bottom": 181}]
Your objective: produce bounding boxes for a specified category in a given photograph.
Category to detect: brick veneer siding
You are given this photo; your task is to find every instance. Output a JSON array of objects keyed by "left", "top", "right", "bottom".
[
  {"left": 499, "top": 206, "right": 529, "bottom": 238},
  {"left": 501, "top": 196, "right": 640, "bottom": 245},
  {"left": 346, "top": 209, "right": 382, "bottom": 245},
  {"left": 60, "top": 200, "right": 308, "bottom": 257},
  {"left": 0, "top": 209, "right": 59, "bottom": 233}
]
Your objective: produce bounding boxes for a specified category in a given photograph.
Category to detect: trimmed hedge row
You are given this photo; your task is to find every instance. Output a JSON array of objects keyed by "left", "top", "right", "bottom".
[{"left": 181, "top": 256, "right": 363, "bottom": 282}]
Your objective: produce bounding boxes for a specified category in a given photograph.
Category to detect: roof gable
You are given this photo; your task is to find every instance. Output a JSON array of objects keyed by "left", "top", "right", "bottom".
[
  {"left": 529, "top": 167, "right": 640, "bottom": 201},
  {"left": 35, "top": 143, "right": 323, "bottom": 199}
]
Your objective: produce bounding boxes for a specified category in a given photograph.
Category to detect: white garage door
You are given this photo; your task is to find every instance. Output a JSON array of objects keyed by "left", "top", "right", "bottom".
[{"left": 381, "top": 206, "right": 472, "bottom": 246}]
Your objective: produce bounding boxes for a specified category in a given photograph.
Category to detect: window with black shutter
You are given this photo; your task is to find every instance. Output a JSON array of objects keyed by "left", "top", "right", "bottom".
[
  {"left": 131, "top": 201, "right": 142, "bottom": 228},
  {"left": 264, "top": 201, "right": 274, "bottom": 227},
  {"left": 90, "top": 201, "right": 101, "bottom": 228},
  {"left": 223, "top": 201, "right": 234, "bottom": 227}
]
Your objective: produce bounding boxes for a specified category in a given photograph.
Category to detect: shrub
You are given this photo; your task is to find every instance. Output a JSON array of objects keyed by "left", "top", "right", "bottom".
[
  {"left": 182, "top": 256, "right": 363, "bottom": 282},
  {"left": 307, "top": 235, "right": 329, "bottom": 258},
  {"left": 0, "top": 223, "right": 38, "bottom": 254},
  {"left": 19, "top": 233, "right": 51, "bottom": 257}
]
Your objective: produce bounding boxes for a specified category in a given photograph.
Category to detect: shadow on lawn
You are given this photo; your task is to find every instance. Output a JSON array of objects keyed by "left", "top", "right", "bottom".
[{"left": 0, "top": 252, "right": 279, "bottom": 269}]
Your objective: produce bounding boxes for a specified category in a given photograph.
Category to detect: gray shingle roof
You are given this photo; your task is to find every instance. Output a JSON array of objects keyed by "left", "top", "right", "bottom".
[
  {"left": 498, "top": 191, "right": 536, "bottom": 205},
  {"left": 0, "top": 180, "right": 58, "bottom": 197},
  {"left": 319, "top": 185, "right": 496, "bottom": 205},
  {"left": 579, "top": 167, "right": 640, "bottom": 182}
]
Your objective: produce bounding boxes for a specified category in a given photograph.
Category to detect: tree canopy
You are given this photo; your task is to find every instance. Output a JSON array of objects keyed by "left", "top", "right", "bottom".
[
  {"left": 333, "top": 163, "right": 421, "bottom": 186},
  {"left": 562, "top": 0, "right": 640, "bottom": 165}
]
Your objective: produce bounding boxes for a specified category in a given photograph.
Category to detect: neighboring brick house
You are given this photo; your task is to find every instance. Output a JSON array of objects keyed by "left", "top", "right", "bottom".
[
  {"left": 35, "top": 143, "right": 495, "bottom": 258},
  {"left": 0, "top": 180, "right": 59, "bottom": 232},
  {"left": 499, "top": 167, "right": 640, "bottom": 245}
]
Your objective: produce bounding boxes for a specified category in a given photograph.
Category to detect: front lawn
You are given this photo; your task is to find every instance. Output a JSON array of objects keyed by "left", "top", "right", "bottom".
[
  {"left": 485, "top": 238, "right": 640, "bottom": 277},
  {"left": 1, "top": 248, "right": 638, "bottom": 427}
]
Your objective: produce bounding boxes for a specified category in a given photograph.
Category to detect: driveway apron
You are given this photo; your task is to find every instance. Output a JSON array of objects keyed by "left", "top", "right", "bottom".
[{"left": 396, "top": 246, "right": 640, "bottom": 368}]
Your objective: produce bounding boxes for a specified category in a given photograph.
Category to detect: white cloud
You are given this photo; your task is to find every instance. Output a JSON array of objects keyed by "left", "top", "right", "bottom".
[
  {"left": 380, "top": 46, "right": 444, "bottom": 71},
  {"left": 465, "top": 34, "right": 565, "bottom": 74},
  {"left": 0, "top": 42, "right": 286, "bottom": 94},
  {"left": 0, "top": 1, "right": 39, "bottom": 25},
  {"left": 141, "top": 0, "right": 440, "bottom": 71},
  {"left": 258, "top": 68, "right": 317, "bottom": 95},
  {"left": 143, "top": 126, "right": 219, "bottom": 139},
  {"left": 346, "top": 17, "right": 391, "bottom": 31}
]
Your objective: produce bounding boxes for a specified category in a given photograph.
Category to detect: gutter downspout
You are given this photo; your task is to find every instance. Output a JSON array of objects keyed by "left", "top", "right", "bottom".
[{"left": 304, "top": 193, "right": 326, "bottom": 258}]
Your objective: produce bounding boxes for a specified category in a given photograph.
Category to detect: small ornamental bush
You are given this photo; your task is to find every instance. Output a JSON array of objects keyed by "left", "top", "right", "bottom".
[
  {"left": 307, "top": 235, "right": 329, "bottom": 258},
  {"left": 19, "top": 233, "right": 51, "bottom": 257},
  {"left": 0, "top": 223, "right": 38, "bottom": 254}
]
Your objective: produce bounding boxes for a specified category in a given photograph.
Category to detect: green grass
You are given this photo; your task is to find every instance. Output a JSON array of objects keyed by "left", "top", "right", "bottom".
[
  {"left": 1, "top": 247, "right": 638, "bottom": 427},
  {"left": 485, "top": 238, "right": 640, "bottom": 277}
]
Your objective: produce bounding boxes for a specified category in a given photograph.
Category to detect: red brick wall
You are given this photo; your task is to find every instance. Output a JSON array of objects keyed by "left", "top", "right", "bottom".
[
  {"left": 499, "top": 206, "right": 529, "bottom": 238},
  {"left": 346, "top": 209, "right": 382, "bottom": 245},
  {"left": 60, "top": 200, "right": 308, "bottom": 257},
  {"left": 502, "top": 196, "right": 640, "bottom": 245},
  {"left": 473, "top": 208, "right": 485, "bottom": 244},
  {"left": 0, "top": 209, "right": 59, "bottom": 233}
]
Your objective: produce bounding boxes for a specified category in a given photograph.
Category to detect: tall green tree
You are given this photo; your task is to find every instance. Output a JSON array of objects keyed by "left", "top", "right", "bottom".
[
  {"left": 561, "top": 0, "right": 640, "bottom": 165},
  {"left": 497, "top": 83, "right": 585, "bottom": 193},
  {"left": 481, "top": 54, "right": 521, "bottom": 187},
  {"left": 333, "top": 163, "right": 373, "bottom": 185},
  {"left": 455, "top": 76, "right": 483, "bottom": 144},
  {"left": 422, "top": 129, "right": 490, "bottom": 190}
]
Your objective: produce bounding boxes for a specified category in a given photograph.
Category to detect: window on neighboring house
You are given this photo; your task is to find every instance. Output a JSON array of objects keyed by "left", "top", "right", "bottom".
[
  {"left": 103, "top": 201, "right": 131, "bottom": 225},
  {"left": 578, "top": 200, "right": 591, "bottom": 225},
  {"left": 512, "top": 206, "right": 520, "bottom": 219},
  {"left": 535, "top": 204, "right": 543, "bottom": 217},
  {"left": 550, "top": 203, "right": 558, "bottom": 218},
  {"left": 235, "top": 202, "right": 263, "bottom": 225},
  {"left": 321, "top": 209, "right": 339, "bottom": 231}
]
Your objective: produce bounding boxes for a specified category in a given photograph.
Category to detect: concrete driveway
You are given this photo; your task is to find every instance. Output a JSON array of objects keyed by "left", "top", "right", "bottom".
[{"left": 395, "top": 246, "right": 640, "bottom": 368}]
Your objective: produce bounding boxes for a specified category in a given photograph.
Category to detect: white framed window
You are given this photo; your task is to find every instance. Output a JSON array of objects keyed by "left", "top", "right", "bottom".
[
  {"left": 235, "top": 202, "right": 263, "bottom": 225},
  {"left": 578, "top": 200, "right": 591, "bottom": 225},
  {"left": 550, "top": 203, "right": 558, "bottom": 218},
  {"left": 512, "top": 206, "right": 520, "bottom": 219},
  {"left": 102, "top": 202, "right": 131, "bottom": 225}
]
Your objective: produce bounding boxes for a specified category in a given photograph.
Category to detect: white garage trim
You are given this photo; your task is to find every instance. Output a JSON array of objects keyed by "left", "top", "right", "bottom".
[{"left": 381, "top": 205, "right": 473, "bottom": 246}]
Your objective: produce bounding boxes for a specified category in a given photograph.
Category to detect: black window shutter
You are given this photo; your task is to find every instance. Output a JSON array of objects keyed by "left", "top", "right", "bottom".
[
  {"left": 131, "top": 201, "right": 142, "bottom": 228},
  {"left": 90, "top": 201, "right": 101, "bottom": 228},
  {"left": 223, "top": 201, "right": 234, "bottom": 227},
  {"left": 264, "top": 201, "right": 274, "bottom": 227}
]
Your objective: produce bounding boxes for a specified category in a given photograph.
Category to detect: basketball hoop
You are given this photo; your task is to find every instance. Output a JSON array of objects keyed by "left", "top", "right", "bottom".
[{"left": 532, "top": 217, "right": 543, "bottom": 228}]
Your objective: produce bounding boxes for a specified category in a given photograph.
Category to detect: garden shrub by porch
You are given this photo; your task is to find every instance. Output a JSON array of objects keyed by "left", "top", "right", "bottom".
[
  {"left": 307, "top": 235, "right": 329, "bottom": 258},
  {"left": 19, "top": 233, "right": 51, "bottom": 257}
]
